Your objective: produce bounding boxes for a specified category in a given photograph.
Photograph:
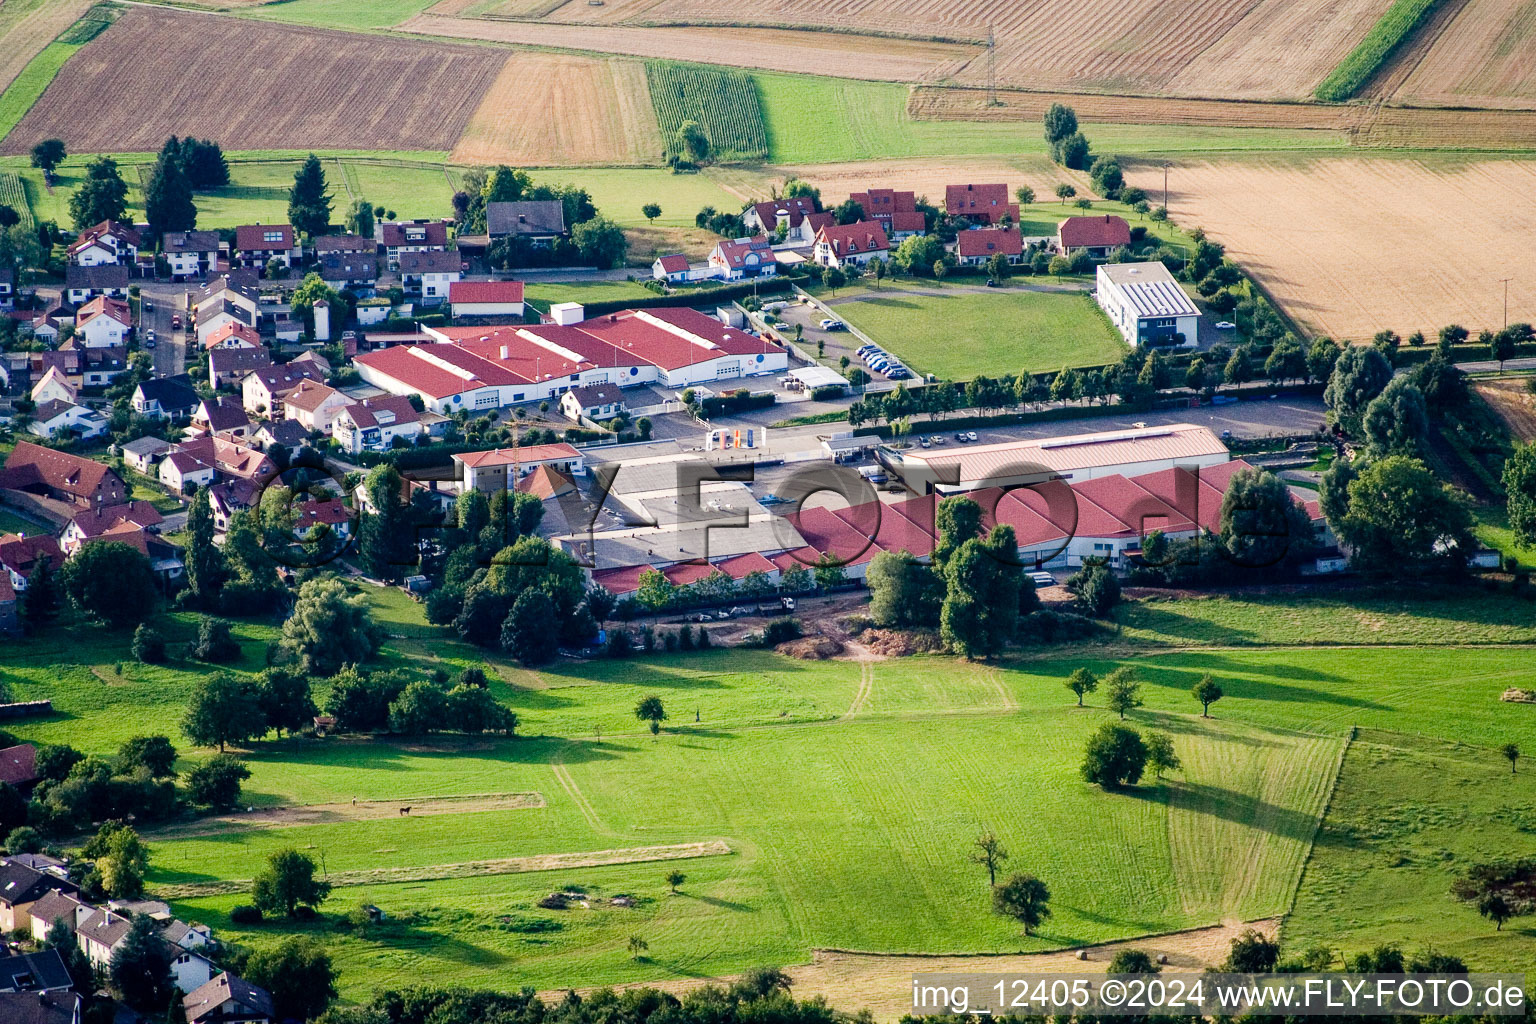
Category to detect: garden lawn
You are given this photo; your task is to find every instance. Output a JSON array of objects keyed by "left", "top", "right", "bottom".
[
  {"left": 830, "top": 287, "right": 1126, "bottom": 378},
  {"left": 524, "top": 280, "right": 657, "bottom": 313},
  {"left": 1284, "top": 730, "right": 1536, "bottom": 970},
  {"left": 531, "top": 166, "right": 743, "bottom": 229}
]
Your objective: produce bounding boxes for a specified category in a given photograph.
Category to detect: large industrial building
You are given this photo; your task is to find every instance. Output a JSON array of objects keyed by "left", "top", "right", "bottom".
[
  {"left": 1095, "top": 261, "right": 1202, "bottom": 347},
  {"left": 353, "top": 305, "right": 788, "bottom": 413}
]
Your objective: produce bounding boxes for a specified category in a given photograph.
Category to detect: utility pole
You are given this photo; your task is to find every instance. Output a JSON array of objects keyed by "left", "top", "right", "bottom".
[
  {"left": 1501, "top": 277, "right": 1512, "bottom": 327},
  {"left": 986, "top": 25, "right": 997, "bottom": 107},
  {"left": 1161, "top": 161, "right": 1172, "bottom": 212}
]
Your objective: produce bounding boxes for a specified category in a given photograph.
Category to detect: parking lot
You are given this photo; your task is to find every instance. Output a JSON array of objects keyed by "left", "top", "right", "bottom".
[{"left": 770, "top": 295, "right": 910, "bottom": 384}]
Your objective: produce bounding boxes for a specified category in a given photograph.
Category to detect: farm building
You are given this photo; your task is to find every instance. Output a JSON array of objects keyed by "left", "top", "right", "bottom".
[
  {"left": 812, "top": 221, "right": 890, "bottom": 268},
  {"left": 946, "top": 183, "right": 1017, "bottom": 226},
  {"left": 1096, "top": 262, "right": 1201, "bottom": 347},
  {"left": 954, "top": 227, "right": 1024, "bottom": 266},
  {"left": 1059, "top": 215, "right": 1131, "bottom": 258},
  {"left": 448, "top": 280, "right": 525, "bottom": 319},
  {"left": 880, "top": 422, "right": 1230, "bottom": 493},
  {"left": 357, "top": 306, "right": 787, "bottom": 412}
]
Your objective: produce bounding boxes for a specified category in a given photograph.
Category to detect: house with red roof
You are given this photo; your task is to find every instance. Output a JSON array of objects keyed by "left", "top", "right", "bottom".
[
  {"left": 847, "top": 189, "right": 925, "bottom": 239},
  {"left": 281, "top": 380, "right": 350, "bottom": 435},
  {"left": 234, "top": 223, "right": 300, "bottom": 270},
  {"left": 0, "top": 442, "right": 126, "bottom": 509},
  {"left": 812, "top": 221, "right": 890, "bottom": 269},
  {"left": 376, "top": 219, "right": 450, "bottom": 268},
  {"left": 954, "top": 227, "right": 1024, "bottom": 266},
  {"left": 454, "top": 443, "right": 585, "bottom": 493},
  {"left": 707, "top": 237, "right": 777, "bottom": 280},
  {"left": 332, "top": 395, "right": 423, "bottom": 454},
  {"left": 60, "top": 500, "right": 163, "bottom": 556},
  {"left": 1058, "top": 214, "right": 1132, "bottom": 258},
  {"left": 945, "top": 183, "right": 1018, "bottom": 226},
  {"left": 296, "top": 497, "right": 354, "bottom": 541},
  {"left": 203, "top": 321, "right": 261, "bottom": 351},
  {"left": 742, "top": 196, "right": 821, "bottom": 237},
  {"left": 448, "top": 280, "right": 525, "bottom": 319},
  {"left": 74, "top": 296, "right": 132, "bottom": 348},
  {"left": 67, "top": 221, "right": 141, "bottom": 267},
  {"left": 0, "top": 532, "right": 63, "bottom": 596}
]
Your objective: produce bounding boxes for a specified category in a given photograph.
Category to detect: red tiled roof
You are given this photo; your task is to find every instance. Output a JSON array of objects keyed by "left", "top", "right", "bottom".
[
  {"left": 355, "top": 346, "right": 489, "bottom": 400},
  {"left": 453, "top": 442, "right": 581, "bottom": 469},
  {"left": 281, "top": 380, "right": 342, "bottom": 413},
  {"left": 662, "top": 561, "right": 716, "bottom": 587},
  {"left": 712, "top": 237, "right": 773, "bottom": 270},
  {"left": 1058, "top": 214, "right": 1131, "bottom": 250},
  {"left": 889, "top": 211, "right": 927, "bottom": 233},
  {"left": 814, "top": 221, "right": 889, "bottom": 257},
  {"left": 0, "top": 744, "right": 37, "bottom": 785},
  {"left": 515, "top": 464, "right": 575, "bottom": 499},
  {"left": 77, "top": 295, "right": 132, "bottom": 328},
  {"left": 449, "top": 280, "right": 524, "bottom": 304},
  {"left": 297, "top": 498, "right": 352, "bottom": 528},
  {"left": 69, "top": 500, "right": 163, "bottom": 539},
  {"left": 591, "top": 564, "right": 648, "bottom": 596},
  {"left": 340, "top": 394, "right": 419, "bottom": 429},
  {"left": 0, "top": 442, "right": 121, "bottom": 502},
  {"left": 957, "top": 227, "right": 1023, "bottom": 258},
  {"left": 204, "top": 322, "right": 261, "bottom": 350},
  {"left": 749, "top": 197, "right": 818, "bottom": 228},
  {"left": 946, "top": 183, "right": 1010, "bottom": 214},
  {"left": 712, "top": 550, "right": 776, "bottom": 579},
  {"left": 0, "top": 532, "right": 63, "bottom": 579},
  {"left": 655, "top": 254, "right": 689, "bottom": 274},
  {"left": 849, "top": 188, "right": 916, "bottom": 216},
  {"left": 234, "top": 224, "right": 295, "bottom": 251}
]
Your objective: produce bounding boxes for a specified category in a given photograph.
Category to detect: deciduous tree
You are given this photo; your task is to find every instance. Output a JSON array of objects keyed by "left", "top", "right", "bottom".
[
  {"left": 246, "top": 936, "right": 338, "bottom": 1022},
  {"left": 1065, "top": 668, "right": 1098, "bottom": 707},
  {"left": 970, "top": 830, "right": 1009, "bottom": 887},
  {"left": 992, "top": 872, "right": 1051, "bottom": 935},
  {"left": 252, "top": 847, "right": 332, "bottom": 917},
  {"left": 1102, "top": 667, "right": 1142, "bottom": 720},
  {"left": 182, "top": 673, "right": 262, "bottom": 752},
  {"left": 1081, "top": 722, "right": 1147, "bottom": 788},
  {"left": 1145, "top": 732, "right": 1180, "bottom": 779},
  {"left": 282, "top": 577, "right": 382, "bottom": 676},
  {"left": 1192, "top": 674, "right": 1224, "bottom": 717}
]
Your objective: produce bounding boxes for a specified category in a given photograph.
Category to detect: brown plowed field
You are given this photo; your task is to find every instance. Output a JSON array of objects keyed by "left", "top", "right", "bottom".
[
  {"left": 465, "top": 0, "right": 1390, "bottom": 100},
  {"left": 910, "top": 86, "right": 1536, "bottom": 150},
  {"left": 0, "top": 0, "right": 94, "bottom": 95},
  {"left": 1368, "top": 0, "right": 1536, "bottom": 109},
  {"left": 0, "top": 7, "right": 505, "bottom": 155},
  {"left": 1123, "top": 156, "right": 1536, "bottom": 339},
  {"left": 451, "top": 52, "right": 662, "bottom": 165},
  {"left": 396, "top": 13, "right": 980, "bottom": 83}
]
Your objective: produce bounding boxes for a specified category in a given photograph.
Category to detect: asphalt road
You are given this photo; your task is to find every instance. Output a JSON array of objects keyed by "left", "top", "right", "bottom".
[{"left": 136, "top": 281, "right": 191, "bottom": 379}]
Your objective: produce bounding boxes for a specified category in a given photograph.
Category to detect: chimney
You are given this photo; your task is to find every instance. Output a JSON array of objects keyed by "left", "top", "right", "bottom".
[{"left": 499, "top": 345, "right": 508, "bottom": 360}]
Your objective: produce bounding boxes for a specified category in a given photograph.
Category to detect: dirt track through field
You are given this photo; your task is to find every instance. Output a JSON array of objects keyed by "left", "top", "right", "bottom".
[
  {"left": 156, "top": 840, "right": 732, "bottom": 899},
  {"left": 545, "top": 918, "right": 1277, "bottom": 1019},
  {"left": 1124, "top": 156, "right": 1536, "bottom": 339},
  {"left": 145, "top": 793, "right": 545, "bottom": 839},
  {"left": 1, "top": 7, "right": 505, "bottom": 155}
]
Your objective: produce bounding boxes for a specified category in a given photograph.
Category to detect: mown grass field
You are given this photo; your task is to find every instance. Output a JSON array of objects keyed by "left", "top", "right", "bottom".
[
  {"left": 828, "top": 287, "right": 1127, "bottom": 378},
  {"left": 4, "top": 583, "right": 1535, "bottom": 996},
  {"left": 523, "top": 280, "right": 659, "bottom": 314}
]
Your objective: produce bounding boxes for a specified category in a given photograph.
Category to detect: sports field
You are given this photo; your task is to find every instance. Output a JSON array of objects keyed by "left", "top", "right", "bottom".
[{"left": 826, "top": 286, "right": 1127, "bottom": 378}]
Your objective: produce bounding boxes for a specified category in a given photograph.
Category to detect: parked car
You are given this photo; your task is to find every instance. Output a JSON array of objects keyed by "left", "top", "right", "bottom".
[
  {"left": 1215, "top": 321, "right": 1237, "bottom": 329},
  {"left": 919, "top": 437, "right": 930, "bottom": 448},
  {"left": 966, "top": 431, "right": 979, "bottom": 442},
  {"left": 887, "top": 368, "right": 911, "bottom": 380},
  {"left": 985, "top": 279, "right": 999, "bottom": 287},
  {"left": 144, "top": 336, "right": 155, "bottom": 349},
  {"left": 955, "top": 432, "right": 969, "bottom": 443},
  {"left": 930, "top": 435, "right": 946, "bottom": 445},
  {"left": 820, "top": 319, "right": 845, "bottom": 331},
  {"left": 759, "top": 493, "right": 791, "bottom": 506},
  {"left": 171, "top": 314, "right": 182, "bottom": 328}
]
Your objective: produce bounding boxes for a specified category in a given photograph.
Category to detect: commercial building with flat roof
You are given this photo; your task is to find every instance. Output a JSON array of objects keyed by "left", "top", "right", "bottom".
[{"left": 1096, "top": 261, "right": 1201, "bottom": 347}]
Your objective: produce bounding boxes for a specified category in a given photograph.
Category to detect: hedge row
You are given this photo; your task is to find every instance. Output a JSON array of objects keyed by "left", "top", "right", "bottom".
[{"left": 579, "top": 276, "right": 796, "bottom": 318}]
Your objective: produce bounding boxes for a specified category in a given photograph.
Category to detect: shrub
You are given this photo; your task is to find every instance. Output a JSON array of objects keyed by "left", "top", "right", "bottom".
[
  {"left": 192, "top": 617, "right": 241, "bottom": 663},
  {"left": 762, "top": 617, "right": 802, "bottom": 646},
  {"left": 230, "top": 904, "right": 263, "bottom": 925},
  {"left": 132, "top": 624, "right": 166, "bottom": 664}
]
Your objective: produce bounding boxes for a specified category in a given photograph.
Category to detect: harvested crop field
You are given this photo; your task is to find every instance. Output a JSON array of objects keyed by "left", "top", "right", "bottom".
[
  {"left": 1, "top": 7, "right": 504, "bottom": 155},
  {"left": 397, "top": 13, "right": 978, "bottom": 82},
  {"left": 0, "top": 0, "right": 94, "bottom": 96},
  {"left": 147, "top": 793, "right": 547, "bottom": 839},
  {"left": 1476, "top": 378, "right": 1536, "bottom": 442},
  {"left": 1366, "top": 0, "right": 1536, "bottom": 109},
  {"left": 451, "top": 52, "right": 661, "bottom": 165},
  {"left": 910, "top": 85, "right": 1536, "bottom": 151},
  {"left": 469, "top": 0, "right": 1392, "bottom": 99},
  {"left": 1125, "top": 156, "right": 1536, "bottom": 339}
]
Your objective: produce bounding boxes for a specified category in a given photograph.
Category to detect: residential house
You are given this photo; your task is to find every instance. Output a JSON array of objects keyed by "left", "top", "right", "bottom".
[
  {"left": 331, "top": 395, "right": 423, "bottom": 454},
  {"left": 203, "top": 322, "right": 261, "bottom": 352},
  {"left": 24, "top": 890, "right": 86, "bottom": 944},
  {"left": 29, "top": 310, "right": 61, "bottom": 346},
  {"left": 486, "top": 201, "right": 566, "bottom": 245},
  {"left": 0, "top": 991, "right": 81, "bottom": 1024},
  {"left": 68, "top": 342, "right": 130, "bottom": 388},
  {"left": 651, "top": 253, "right": 695, "bottom": 284},
  {"left": 190, "top": 396, "right": 252, "bottom": 439},
  {"left": 74, "top": 908, "right": 130, "bottom": 968},
  {"left": 208, "top": 346, "right": 272, "bottom": 389},
  {"left": 233, "top": 224, "right": 299, "bottom": 271},
  {"left": 119, "top": 435, "right": 174, "bottom": 474},
  {"left": 315, "top": 235, "right": 378, "bottom": 288},
  {"left": 162, "top": 231, "right": 221, "bottom": 280},
  {"left": 251, "top": 419, "right": 308, "bottom": 459},
  {"left": 448, "top": 280, "right": 524, "bottom": 319},
  {"left": 1058, "top": 214, "right": 1131, "bottom": 259},
  {"left": 0, "top": 534, "right": 63, "bottom": 596},
  {"left": 454, "top": 443, "right": 585, "bottom": 493},
  {"left": 195, "top": 299, "right": 258, "bottom": 350},
  {"left": 296, "top": 497, "right": 353, "bottom": 541},
  {"left": 66, "top": 221, "right": 140, "bottom": 267},
  {"left": 281, "top": 380, "right": 349, "bottom": 435},
  {"left": 378, "top": 219, "right": 450, "bottom": 268},
  {"left": 560, "top": 381, "right": 625, "bottom": 423},
  {"left": 63, "top": 264, "right": 128, "bottom": 305},
  {"left": 812, "top": 221, "right": 889, "bottom": 268},
  {"left": 847, "top": 189, "right": 924, "bottom": 238},
  {"left": 954, "top": 227, "right": 1024, "bottom": 266},
  {"left": 0, "top": 949, "right": 74, "bottom": 993},
  {"left": 29, "top": 367, "right": 75, "bottom": 407},
  {"left": 27, "top": 401, "right": 108, "bottom": 442},
  {"left": 132, "top": 374, "right": 200, "bottom": 422},
  {"left": 741, "top": 196, "right": 820, "bottom": 237},
  {"left": 708, "top": 237, "right": 777, "bottom": 281},
  {"left": 0, "top": 443, "right": 126, "bottom": 509},
  {"left": 207, "top": 478, "right": 262, "bottom": 533},
  {"left": 241, "top": 362, "right": 325, "bottom": 417},
  {"left": 0, "top": 268, "right": 15, "bottom": 310},
  {"left": 184, "top": 973, "right": 275, "bottom": 1024},
  {"left": 398, "top": 249, "right": 460, "bottom": 305},
  {"left": 793, "top": 211, "right": 834, "bottom": 245},
  {"left": 166, "top": 944, "right": 218, "bottom": 994},
  {"left": 73, "top": 297, "right": 132, "bottom": 348},
  {"left": 61, "top": 501, "right": 163, "bottom": 556},
  {"left": 0, "top": 859, "right": 75, "bottom": 933},
  {"left": 945, "top": 183, "right": 1018, "bottom": 226}
]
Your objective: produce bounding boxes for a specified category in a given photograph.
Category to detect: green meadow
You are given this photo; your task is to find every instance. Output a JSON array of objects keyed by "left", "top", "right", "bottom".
[{"left": 3, "top": 584, "right": 1535, "bottom": 996}]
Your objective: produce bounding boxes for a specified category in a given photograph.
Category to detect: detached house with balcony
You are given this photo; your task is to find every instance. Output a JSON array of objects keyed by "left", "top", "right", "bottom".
[
  {"left": 378, "top": 219, "right": 450, "bottom": 268},
  {"left": 708, "top": 237, "right": 777, "bottom": 281},
  {"left": 162, "top": 231, "right": 220, "bottom": 280},
  {"left": 812, "top": 221, "right": 889, "bottom": 269},
  {"left": 332, "top": 395, "right": 423, "bottom": 454},
  {"left": 398, "top": 250, "right": 460, "bottom": 305},
  {"left": 234, "top": 224, "right": 300, "bottom": 270}
]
